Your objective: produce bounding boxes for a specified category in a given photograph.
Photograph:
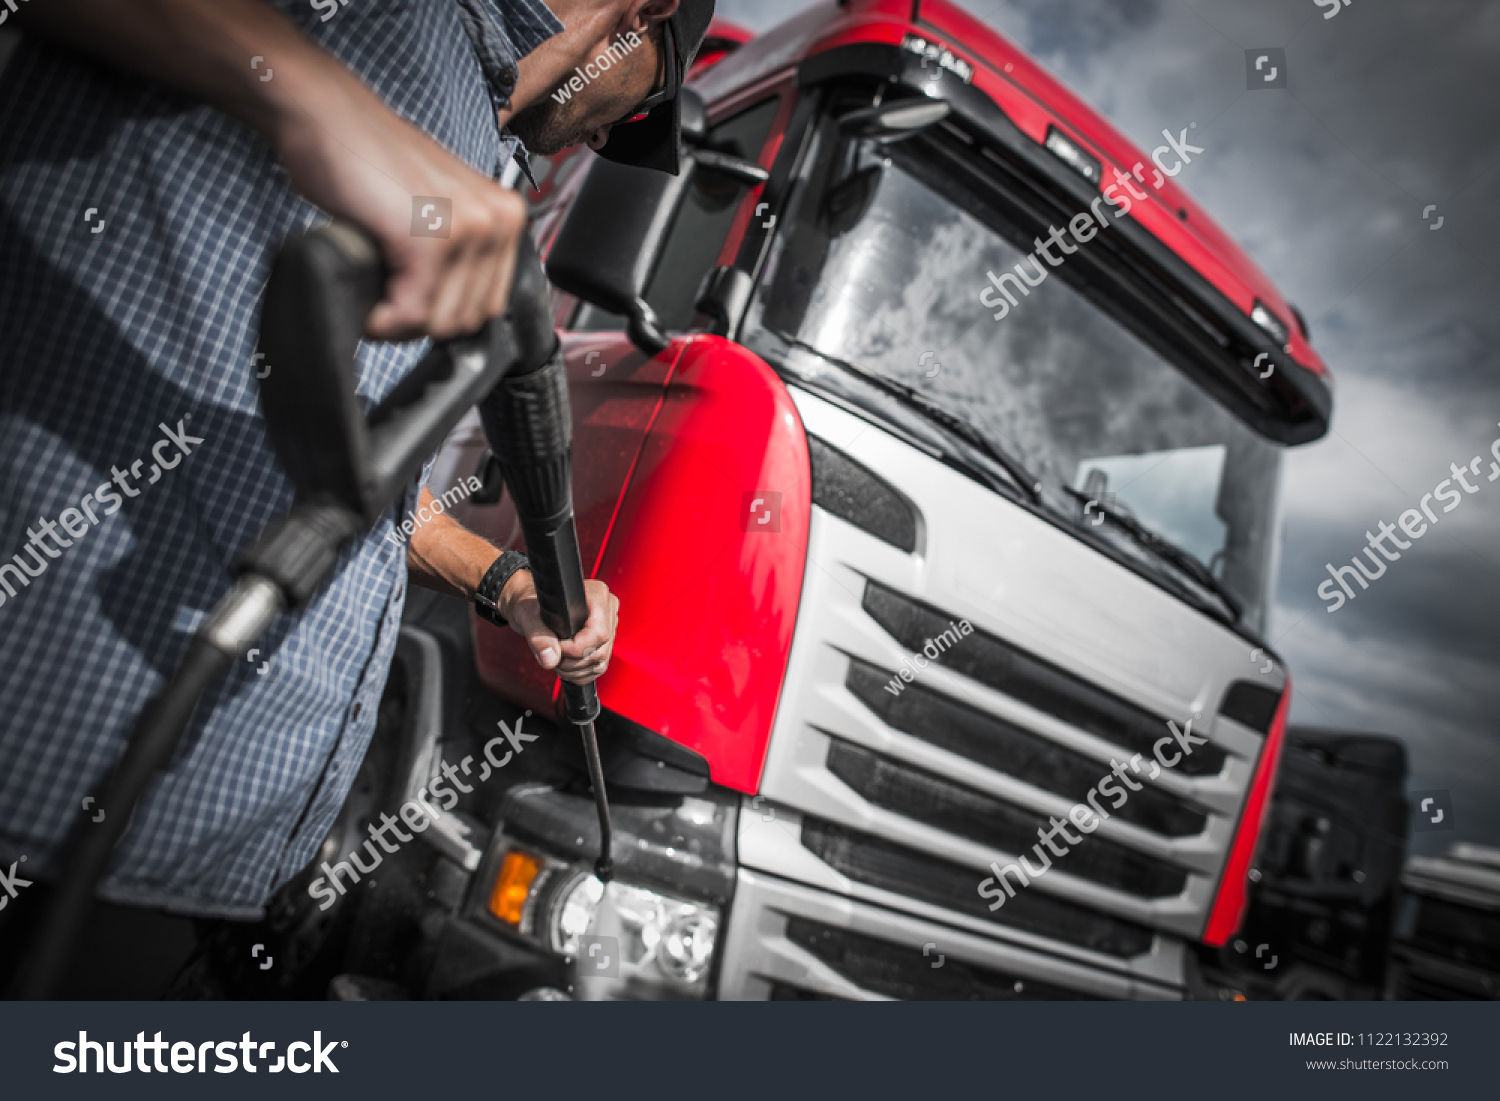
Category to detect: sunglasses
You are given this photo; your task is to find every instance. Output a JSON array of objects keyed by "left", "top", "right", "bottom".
[{"left": 616, "top": 20, "right": 678, "bottom": 125}]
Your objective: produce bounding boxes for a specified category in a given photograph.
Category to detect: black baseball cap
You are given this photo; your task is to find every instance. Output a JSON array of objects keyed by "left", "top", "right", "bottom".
[{"left": 596, "top": 0, "right": 717, "bottom": 175}]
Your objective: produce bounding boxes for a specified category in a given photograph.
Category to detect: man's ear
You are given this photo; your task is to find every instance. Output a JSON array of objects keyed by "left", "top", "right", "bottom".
[{"left": 620, "top": 0, "right": 679, "bottom": 38}]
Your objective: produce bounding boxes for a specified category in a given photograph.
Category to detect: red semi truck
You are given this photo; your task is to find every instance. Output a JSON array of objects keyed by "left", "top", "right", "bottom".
[{"left": 230, "top": 0, "right": 1336, "bottom": 1002}]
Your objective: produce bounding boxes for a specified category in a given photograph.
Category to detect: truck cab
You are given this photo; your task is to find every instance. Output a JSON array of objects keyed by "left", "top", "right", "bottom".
[{"left": 247, "top": 0, "right": 1335, "bottom": 1002}]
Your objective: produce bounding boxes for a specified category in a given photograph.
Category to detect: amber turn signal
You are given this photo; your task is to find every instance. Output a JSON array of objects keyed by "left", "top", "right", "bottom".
[{"left": 488, "top": 850, "right": 542, "bottom": 927}]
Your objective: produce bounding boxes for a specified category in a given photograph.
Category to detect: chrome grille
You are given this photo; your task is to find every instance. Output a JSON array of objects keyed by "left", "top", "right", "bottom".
[{"left": 726, "top": 392, "right": 1285, "bottom": 1000}]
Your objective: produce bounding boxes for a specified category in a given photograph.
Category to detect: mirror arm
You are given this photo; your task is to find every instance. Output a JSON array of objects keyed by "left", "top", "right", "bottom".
[
  {"left": 694, "top": 265, "right": 753, "bottom": 339},
  {"left": 688, "top": 147, "right": 770, "bottom": 187},
  {"left": 626, "top": 298, "right": 671, "bottom": 356}
]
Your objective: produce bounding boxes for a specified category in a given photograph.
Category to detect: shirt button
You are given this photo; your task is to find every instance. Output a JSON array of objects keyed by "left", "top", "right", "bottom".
[
  {"left": 499, "top": 66, "right": 516, "bottom": 84},
  {"left": 351, "top": 702, "right": 363, "bottom": 721}
]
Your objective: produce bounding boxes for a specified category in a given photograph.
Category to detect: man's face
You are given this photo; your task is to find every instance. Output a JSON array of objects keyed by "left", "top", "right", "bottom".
[{"left": 509, "top": 24, "right": 665, "bottom": 157}]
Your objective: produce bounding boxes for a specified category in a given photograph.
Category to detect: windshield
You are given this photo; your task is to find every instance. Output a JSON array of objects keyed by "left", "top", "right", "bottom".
[{"left": 743, "top": 129, "right": 1283, "bottom": 630}]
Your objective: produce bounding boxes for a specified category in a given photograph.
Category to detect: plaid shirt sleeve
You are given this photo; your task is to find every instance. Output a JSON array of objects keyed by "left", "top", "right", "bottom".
[{"left": 0, "top": 0, "right": 562, "bottom": 918}]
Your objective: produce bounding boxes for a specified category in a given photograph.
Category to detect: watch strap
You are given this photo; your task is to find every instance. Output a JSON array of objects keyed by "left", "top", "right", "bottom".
[{"left": 474, "top": 550, "right": 529, "bottom": 627}]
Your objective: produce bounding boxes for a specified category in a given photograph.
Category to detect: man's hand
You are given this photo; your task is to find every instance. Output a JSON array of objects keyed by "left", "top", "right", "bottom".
[
  {"left": 17, "top": 0, "right": 526, "bottom": 341},
  {"left": 499, "top": 574, "right": 619, "bottom": 686},
  {"left": 270, "top": 72, "right": 526, "bottom": 341},
  {"left": 404, "top": 488, "right": 619, "bottom": 686}
]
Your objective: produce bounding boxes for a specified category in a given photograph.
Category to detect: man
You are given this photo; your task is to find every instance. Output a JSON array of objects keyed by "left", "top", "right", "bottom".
[{"left": 0, "top": 0, "right": 716, "bottom": 997}]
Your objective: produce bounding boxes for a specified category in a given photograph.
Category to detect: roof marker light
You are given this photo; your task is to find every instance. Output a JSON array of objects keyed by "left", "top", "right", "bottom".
[
  {"left": 1251, "top": 300, "right": 1291, "bottom": 349},
  {"left": 1044, "top": 125, "right": 1101, "bottom": 184}
]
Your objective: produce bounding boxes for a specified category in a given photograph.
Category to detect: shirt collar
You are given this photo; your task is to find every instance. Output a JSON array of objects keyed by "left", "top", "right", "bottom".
[
  {"left": 452, "top": 0, "right": 563, "bottom": 103},
  {"left": 451, "top": 0, "right": 565, "bottom": 187},
  {"left": 481, "top": 0, "right": 567, "bottom": 59}
]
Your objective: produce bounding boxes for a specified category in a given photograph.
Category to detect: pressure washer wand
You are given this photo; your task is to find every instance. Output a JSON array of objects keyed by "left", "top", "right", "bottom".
[{"left": 477, "top": 251, "right": 614, "bottom": 883}]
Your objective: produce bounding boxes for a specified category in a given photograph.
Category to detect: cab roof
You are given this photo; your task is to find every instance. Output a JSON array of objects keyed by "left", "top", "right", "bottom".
[{"left": 691, "top": 0, "right": 1332, "bottom": 443}]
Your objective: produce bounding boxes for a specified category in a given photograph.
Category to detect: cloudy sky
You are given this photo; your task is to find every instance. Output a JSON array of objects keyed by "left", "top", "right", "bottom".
[{"left": 719, "top": 0, "right": 1500, "bottom": 856}]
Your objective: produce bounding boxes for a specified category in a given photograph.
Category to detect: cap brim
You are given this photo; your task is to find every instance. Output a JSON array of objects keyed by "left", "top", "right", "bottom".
[
  {"left": 597, "top": 95, "right": 683, "bottom": 176},
  {"left": 597, "top": 1, "right": 716, "bottom": 176}
]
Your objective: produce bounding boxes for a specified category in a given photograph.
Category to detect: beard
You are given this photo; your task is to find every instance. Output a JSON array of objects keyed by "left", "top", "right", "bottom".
[{"left": 508, "top": 98, "right": 595, "bottom": 158}]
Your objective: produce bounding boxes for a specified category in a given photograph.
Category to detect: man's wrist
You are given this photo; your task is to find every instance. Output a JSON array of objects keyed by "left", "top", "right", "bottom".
[
  {"left": 497, "top": 567, "right": 532, "bottom": 622},
  {"left": 474, "top": 550, "right": 530, "bottom": 627}
]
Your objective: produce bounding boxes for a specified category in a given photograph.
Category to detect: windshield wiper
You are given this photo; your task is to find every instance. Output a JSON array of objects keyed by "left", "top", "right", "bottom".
[
  {"left": 1061, "top": 486, "right": 1242, "bottom": 621},
  {"left": 782, "top": 336, "right": 1043, "bottom": 504}
]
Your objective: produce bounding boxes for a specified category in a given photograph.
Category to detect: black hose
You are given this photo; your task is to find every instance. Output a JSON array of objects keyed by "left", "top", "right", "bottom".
[{"left": 9, "top": 636, "right": 233, "bottom": 998}]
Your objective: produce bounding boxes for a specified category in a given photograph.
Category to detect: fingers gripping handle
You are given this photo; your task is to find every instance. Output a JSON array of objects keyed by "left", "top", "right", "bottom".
[{"left": 259, "top": 221, "right": 513, "bottom": 526}]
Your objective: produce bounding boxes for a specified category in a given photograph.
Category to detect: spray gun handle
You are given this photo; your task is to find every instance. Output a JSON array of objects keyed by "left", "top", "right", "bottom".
[{"left": 257, "top": 221, "right": 514, "bottom": 527}]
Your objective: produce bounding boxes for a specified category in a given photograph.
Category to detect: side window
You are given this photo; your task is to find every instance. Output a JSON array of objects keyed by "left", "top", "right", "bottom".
[{"left": 574, "top": 97, "right": 781, "bottom": 333}]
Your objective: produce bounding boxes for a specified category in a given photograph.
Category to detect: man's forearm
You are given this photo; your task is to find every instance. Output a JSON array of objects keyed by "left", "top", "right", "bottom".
[
  {"left": 405, "top": 487, "right": 505, "bottom": 602},
  {"left": 15, "top": 0, "right": 366, "bottom": 144}
]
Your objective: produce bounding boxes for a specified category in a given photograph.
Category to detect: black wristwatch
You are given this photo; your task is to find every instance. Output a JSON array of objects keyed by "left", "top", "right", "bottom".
[{"left": 474, "top": 550, "right": 530, "bottom": 628}]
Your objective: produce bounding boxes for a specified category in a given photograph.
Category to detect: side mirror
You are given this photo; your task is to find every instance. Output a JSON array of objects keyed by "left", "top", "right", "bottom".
[
  {"left": 545, "top": 154, "right": 690, "bottom": 357},
  {"left": 547, "top": 89, "right": 769, "bottom": 357},
  {"left": 838, "top": 98, "right": 951, "bottom": 142}
]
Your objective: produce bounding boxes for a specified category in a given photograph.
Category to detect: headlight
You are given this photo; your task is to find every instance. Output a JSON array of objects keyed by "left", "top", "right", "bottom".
[
  {"left": 546, "top": 871, "right": 720, "bottom": 998},
  {"left": 487, "top": 846, "right": 722, "bottom": 999},
  {"left": 658, "top": 906, "right": 717, "bottom": 983},
  {"left": 549, "top": 871, "right": 605, "bottom": 957}
]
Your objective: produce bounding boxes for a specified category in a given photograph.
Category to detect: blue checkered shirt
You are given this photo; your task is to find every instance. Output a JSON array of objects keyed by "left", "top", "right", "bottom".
[{"left": 0, "top": 0, "right": 562, "bottom": 918}]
